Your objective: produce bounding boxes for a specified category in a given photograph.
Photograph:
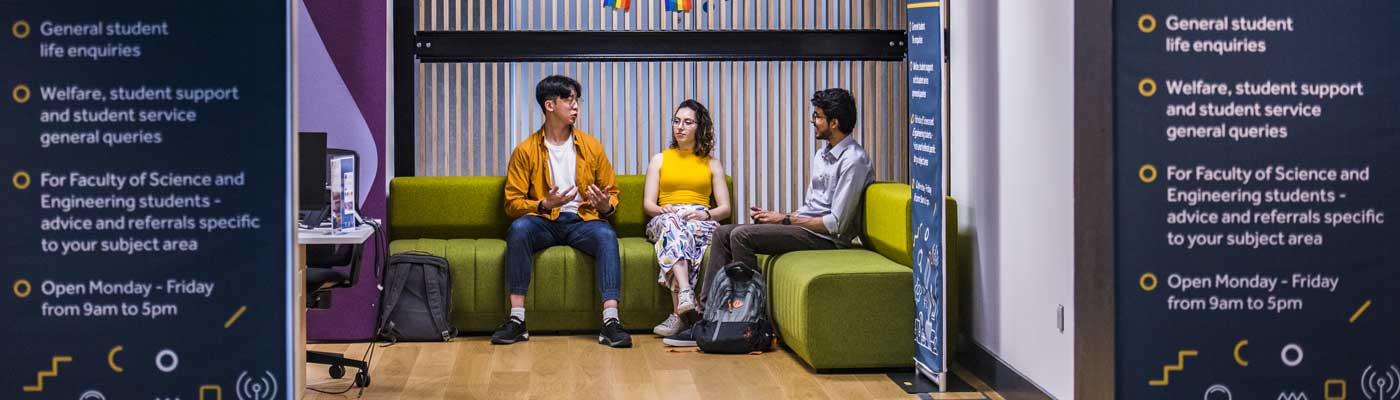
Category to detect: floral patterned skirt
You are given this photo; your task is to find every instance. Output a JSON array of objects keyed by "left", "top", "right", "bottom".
[{"left": 645, "top": 203, "right": 719, "bottom": 288}]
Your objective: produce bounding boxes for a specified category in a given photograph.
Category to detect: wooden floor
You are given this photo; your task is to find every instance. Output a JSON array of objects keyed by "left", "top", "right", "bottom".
[{"left": 304, "top": 334, "right": 1004, "bottom": 400}]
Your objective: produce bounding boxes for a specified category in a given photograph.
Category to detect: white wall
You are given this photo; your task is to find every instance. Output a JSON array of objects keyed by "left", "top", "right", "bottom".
[{"left": 950, "top": 0, "right": 1075, "bottom": 398}]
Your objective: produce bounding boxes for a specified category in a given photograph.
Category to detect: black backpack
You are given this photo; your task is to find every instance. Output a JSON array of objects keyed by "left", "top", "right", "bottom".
[
  {"left": 377, "top": 251, "right": 458, "bottom": 343},
  {"left": 692, "top": 262, "right": 775, "bottom": 354}
]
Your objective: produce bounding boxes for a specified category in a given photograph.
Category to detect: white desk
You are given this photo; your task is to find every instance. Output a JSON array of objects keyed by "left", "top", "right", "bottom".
[
  {"left": 297, "top": 225, "right": 375, "bottom": 245},
  {"left": 293, "top": 224, "right": 374, "bottom": 398}
]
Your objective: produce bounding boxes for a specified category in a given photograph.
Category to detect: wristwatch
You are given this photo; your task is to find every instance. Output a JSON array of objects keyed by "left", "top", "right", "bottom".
[
  {"left": 782, "top": 215, "right": 791, "bottom": 225},
  {"left": 537, "top": 201, "right": 549, "bottom": 214}
]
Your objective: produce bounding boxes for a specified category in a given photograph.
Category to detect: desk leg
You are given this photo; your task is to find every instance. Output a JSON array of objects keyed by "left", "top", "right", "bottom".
[{"left": 295, "top": 244, "right": 306, "bottom": 399}]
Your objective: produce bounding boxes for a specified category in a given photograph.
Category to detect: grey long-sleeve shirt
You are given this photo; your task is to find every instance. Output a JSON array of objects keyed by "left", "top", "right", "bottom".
[{"left": 795, "top": 136, "right": 875, "bottom": 247}]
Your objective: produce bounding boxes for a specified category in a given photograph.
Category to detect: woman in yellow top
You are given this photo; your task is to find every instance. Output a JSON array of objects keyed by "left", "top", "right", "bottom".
[{"left": 643, "top": 99, "right": 731, "bottom": 336}]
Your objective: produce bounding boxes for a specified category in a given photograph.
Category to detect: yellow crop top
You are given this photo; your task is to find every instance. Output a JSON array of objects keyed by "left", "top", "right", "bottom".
[{"left": 657, "top": 149, "right": 713, "bottom": 206}]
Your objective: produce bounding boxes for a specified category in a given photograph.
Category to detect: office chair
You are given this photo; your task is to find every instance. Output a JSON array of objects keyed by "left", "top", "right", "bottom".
[
  {"left": 306, "top": 147, "right": 372, "bottom": 388},
  {"left": 306, "top": 242, "right": 371, "bottom": 388}
]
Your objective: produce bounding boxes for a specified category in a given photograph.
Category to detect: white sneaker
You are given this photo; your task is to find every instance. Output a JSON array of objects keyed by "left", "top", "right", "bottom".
[
  {"left": 653, "top": 313, "right": 686, "bottom": 336},
  {"left": 676, "top": 289, "right": 697, "bottom": 314}
]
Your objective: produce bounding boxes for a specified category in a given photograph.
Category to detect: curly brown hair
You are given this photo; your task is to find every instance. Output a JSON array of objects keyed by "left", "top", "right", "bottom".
[{"left": 670, "top": 99, "right": 715, "bottom": 159}]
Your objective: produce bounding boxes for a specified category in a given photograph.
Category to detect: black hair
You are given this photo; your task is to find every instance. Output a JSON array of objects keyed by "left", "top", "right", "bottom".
[
  {"left": 670, "top": 99, "right": 715, "bottom": 159},
  {"left": 535, "top": 75, "right": 582, "bottom": 112},
  {"left": 811, "top": 88, "right": 857, "bottom": 134}
]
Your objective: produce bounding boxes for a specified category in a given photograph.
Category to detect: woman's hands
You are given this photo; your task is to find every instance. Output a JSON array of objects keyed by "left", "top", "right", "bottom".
[{"left": 660, "top": 205, "right": 712, "bottom": 221}]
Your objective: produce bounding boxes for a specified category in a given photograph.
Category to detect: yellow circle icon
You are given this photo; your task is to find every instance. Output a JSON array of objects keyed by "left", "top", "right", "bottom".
[
  {"left": 1139, "top": 164, "right": 1158, "bottom": 183},
  {"left": 1138, "top": 78, "right": 1157, "bottom": 97},
  {"left": 1233, "top": 340, "right": 1250, "bottom": 367},
  {"left": 14, "top": 279, "right": 31, "bottom": 298},
  {"left": 12, "top": 20, "right": 29, "bottom": 39},
  {"left": 12, "top": 170, "right": 30, "bottom": 190},
  {"left": 1139, "top": 272, "right": 1158, "bottom": 291},
  {"left": 1138, "top": 14, "right": 1157, "bottom": 33},
  {"left": 108, "top": 346, "right": 125, "bottom": 373},
  {"left": 13, "top": 84, "right": 31, "bottom": 104}
]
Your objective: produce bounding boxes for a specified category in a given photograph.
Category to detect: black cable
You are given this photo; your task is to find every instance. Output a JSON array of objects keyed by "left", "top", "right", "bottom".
[
  {"left": 305, "top": 339, "right": 376, "bottom": 396},
  {"left": 361, "top": 217, "right": 387, "bottom": 280},
  {"left": 307, "top": 218, "right": 384, "bottom": 398}
]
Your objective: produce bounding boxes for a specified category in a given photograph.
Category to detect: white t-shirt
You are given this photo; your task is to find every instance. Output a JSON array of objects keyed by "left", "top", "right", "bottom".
[{"left": 544, "top": 134, "right": 581, "bottom": 214}]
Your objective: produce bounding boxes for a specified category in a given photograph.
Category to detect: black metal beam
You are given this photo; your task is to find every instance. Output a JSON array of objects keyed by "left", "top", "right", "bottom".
[
  {"left": 414, "top": 30, "right": 908, "bottom": 62},
  {"left": 394, "top": 0, "right": 415, "bottom": 177}
]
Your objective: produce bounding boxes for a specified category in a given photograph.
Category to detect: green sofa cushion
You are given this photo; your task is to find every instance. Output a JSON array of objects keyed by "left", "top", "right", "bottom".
[
  {"left": 391, "top": 175, "right": 733, "bottom": 241},
  {"left": 862, "top": 182, "right": 912, "bottom": 267},
  {"left": 618, "top": 237, "right": 674, "bottom": 326},
  {"left": 611, "top": 176, "right": 649, "bottom": 237},
  {"left": 771, "top": 249, "right": 915, "bottom": 369},
  {"left": 388, "top": 237, "right": 678, "bottom": 333},
  {"left": 389, "top": 238, "right": 510, "bottom": 332},
  {"left": 389, "top": 177, "right": 509, "bottom": 240},
  {"left": 765, "top": 184, "right": 962, "bottom": 370}
]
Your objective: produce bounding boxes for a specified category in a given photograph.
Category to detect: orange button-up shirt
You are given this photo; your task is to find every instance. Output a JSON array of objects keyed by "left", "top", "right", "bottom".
[{"left": 504, "top": 128, "right": 620, "bottom": 221}]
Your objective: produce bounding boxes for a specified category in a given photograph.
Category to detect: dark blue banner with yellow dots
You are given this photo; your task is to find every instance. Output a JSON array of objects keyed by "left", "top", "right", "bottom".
[
  {"left": 1115, "top": 1, "right": 1399, "bottom": 399},
  {"left": 0, "top": 1, "right": 293, "bottom": 399}
]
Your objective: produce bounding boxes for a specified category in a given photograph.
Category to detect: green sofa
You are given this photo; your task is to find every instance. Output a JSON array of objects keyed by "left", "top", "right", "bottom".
[
  {"left": 759, "top": 182, "right": 959, "bottom": 369},
  {"left": 388, "top": 176, "right": 958, "bottom": 370},
  {"left": 388, "top": 175, "right": 734, "bottom": 332}
]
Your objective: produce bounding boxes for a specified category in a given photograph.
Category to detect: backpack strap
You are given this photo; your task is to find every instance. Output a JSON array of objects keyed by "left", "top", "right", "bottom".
[
  {"left": 433, "top": 256, "right": 459, "bottom": 338},
  {"left": 376, "top": 256, "right": 413, "bottom": 335},
  {"left": 377, "top": 321, "right": 400, "bottom": 347},
  {"left": 419, "top": 263, "right": 453, "bottom": 342}
]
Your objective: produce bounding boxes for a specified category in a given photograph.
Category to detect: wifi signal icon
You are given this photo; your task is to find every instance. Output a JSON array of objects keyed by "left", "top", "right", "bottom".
[
  {"left": 235, "top": 370, "right": 279, "bottom": 400},
  {"left": 1362, "top": 365, "right": 1400, "bottom": 400}
]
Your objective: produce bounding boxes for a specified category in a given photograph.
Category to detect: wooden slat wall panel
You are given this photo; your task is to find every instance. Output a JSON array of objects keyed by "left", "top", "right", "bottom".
[{"left": 414, "top": 1, "right": 908, "bottom": 221}]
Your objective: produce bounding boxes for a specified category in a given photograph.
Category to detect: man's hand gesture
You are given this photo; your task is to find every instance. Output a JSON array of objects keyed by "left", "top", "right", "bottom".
[
  {"left": 542, "top": 185, "right": 578, "bottom": 209},
  {"left": 749, "top": 206, "right": 785, "bottom": 224},
  {"left": 584, "top": 184, "right": 615, "bottom": 214}
]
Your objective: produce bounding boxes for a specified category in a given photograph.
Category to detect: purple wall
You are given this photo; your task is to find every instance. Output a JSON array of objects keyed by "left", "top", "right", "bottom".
[{"left": 297, "top": 0, "right": 387, "bottom": 341}]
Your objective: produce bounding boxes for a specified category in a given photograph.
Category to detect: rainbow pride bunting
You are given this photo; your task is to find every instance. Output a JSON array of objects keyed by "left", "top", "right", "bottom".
[
  {"left": 665, "top": 0, "right": 692, "bottom": 12},
  {"left": 603, "top": 0, "right": 631, "bottom": 11}
]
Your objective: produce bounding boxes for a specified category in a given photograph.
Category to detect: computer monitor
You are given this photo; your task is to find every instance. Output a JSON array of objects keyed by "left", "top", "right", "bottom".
[{"left": 298, "top": 132, "right": 328, "bottom": 215}]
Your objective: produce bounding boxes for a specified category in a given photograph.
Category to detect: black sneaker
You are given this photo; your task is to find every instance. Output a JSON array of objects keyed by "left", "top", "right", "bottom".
[
  {"left": 490, "top": 316, "right": 529, "bottom": 345},
  {"left": 598, "top": 318, "right": 632, "bottom": 348},
  {"left": 662, "top": 327, "right": 697, "bottom": 347}
]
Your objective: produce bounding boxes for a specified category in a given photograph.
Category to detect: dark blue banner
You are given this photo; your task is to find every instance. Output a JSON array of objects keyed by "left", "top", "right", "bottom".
[
  {"left": 907, "top": 0, "right": 946, "bottom": 384},
  {"left": 1115, "top": 1, "right": 1399, "bottom": 399},
  {"left": 0, "top": 1, "right": 293, "bottom": 399}
]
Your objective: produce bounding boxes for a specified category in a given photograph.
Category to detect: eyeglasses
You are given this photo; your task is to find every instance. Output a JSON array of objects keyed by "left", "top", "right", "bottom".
[
  {"left": 553, "top": 96, "right": 580, "bottom": 106},
  {"left": 671, "top": 117, "right": 697, "bottom": 126}
]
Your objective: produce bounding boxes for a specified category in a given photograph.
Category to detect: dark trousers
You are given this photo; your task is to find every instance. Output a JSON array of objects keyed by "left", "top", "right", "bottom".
[
  {"left": 505, "top": 213, "right": 622, "bottom": 302},
  {"left": 699, "top": 224, "right": 838, "bottom": 301}
]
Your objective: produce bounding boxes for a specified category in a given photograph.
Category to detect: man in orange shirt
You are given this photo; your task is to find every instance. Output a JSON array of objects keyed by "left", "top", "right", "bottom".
[{"left": 493, "top": 75, "right": 631, "bottom": 348}]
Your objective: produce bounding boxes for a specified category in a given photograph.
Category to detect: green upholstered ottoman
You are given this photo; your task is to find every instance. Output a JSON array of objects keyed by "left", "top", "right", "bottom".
[
  {"left": 766, "top": 182, "right": 960, "bottom": 370},
  {"left": 388, "top": 175, "right": 733, "bottom": 333}
]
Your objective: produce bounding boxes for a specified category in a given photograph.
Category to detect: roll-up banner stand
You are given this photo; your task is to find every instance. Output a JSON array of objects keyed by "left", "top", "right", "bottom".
[{"left": 908, "top": 0, "right": 950, "bottom": 392}]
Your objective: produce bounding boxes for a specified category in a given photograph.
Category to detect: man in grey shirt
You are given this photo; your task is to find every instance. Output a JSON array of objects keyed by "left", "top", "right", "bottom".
[{"left": 695, "top": 87, "right": 875, "bottom": 309}]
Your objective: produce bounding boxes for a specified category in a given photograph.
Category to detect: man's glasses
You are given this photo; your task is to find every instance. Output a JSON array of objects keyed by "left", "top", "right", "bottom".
[{"left": 553, "top": 96, "right": 580, "bottom": 106}]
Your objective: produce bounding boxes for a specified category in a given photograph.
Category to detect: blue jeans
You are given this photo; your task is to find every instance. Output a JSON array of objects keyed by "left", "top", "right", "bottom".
[{"left": 505, "top": 213, "right": 621, "bottom": 302}]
